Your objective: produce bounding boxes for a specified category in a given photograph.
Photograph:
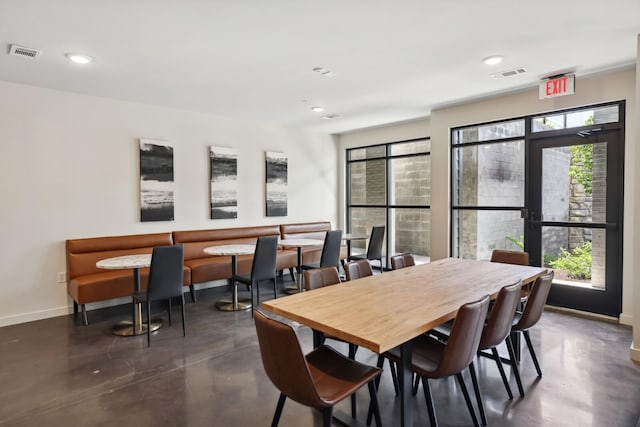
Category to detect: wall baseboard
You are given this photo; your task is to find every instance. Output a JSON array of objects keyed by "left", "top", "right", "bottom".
[
  {"left": 544, "top": 305, "right": 620, "bottom": 324},
  {"left": 0, "top": 306, "right": 70, "bottom": 327},
  {"left": 619, "top": 312, "right": 633, "bottom": 326},
  {"left": 631, "top": 342, "right": 640, "bottom": 363}
]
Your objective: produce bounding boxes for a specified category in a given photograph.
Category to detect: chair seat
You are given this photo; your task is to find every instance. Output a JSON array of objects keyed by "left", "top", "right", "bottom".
[
  {"left": 385, "top": 335, "right": 444, "bottom": 377},
  {"left": 232, "top": 272, "right": 252, "bottom": 284},
  {"left": 306, "top": 345, "right": 381, "bottom": 406}
]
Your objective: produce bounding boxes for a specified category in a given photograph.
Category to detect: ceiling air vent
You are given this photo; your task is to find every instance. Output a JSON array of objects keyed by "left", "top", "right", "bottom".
[
  {"left": 8, "top": 44, "right": 42, "bottom": 60},
  {"left": 491, "top": 68, "right": 527, "bottom": 79}
]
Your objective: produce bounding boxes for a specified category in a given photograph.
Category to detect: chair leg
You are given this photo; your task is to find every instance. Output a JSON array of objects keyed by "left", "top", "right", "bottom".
[
  {"left": 189, "top": 284, "right": 197, "bottom": 302},
  {"left": 492, "top": 346, "right": 513, "bottom": 399},
  {"left": 132, "top": 298, "right": 137, "bottom": 332},
  {"left": 250, "top": 281, "right": 255, "bottom": 318},
  {"left": 167, "top": 298, "right": 172, "bottom": 326},
  {"left": 181, "top": 295, "right": 186, "bottom": 337},
  {"left": 468, "top": 362, "right": 487, "bottom": 426},
  {"left": 271, "top": 393, "right": 287, "bottom": 427},
  {"left": 322, "top": 407, "right": 333, "bottom": 427},
  {"left": 505, "top": 336, "right": 525, "bottom": 397},
  {"left": 351, "top": 394, "right": 356, "bottom": 419},
  {"left": 367, "top": 380, "right": 382, "bottom": 427},
  {"left": 273, "top": 277, "right": 277, "bottom": 299},
  {"left": 455, "top": 372, "right": 480, "bottom": 427},
  {"left": 422, "top": 377, "right": 438, "bottom": 427},
  {"left": 523, "top": 330, "right": 543, "bottom": 377},
  {"left": 288, "top": 268, "right": 296, "bottom": 282},
  {"left": 413, "top": 373, "right": 420, "bottom": 395},
  {"left": 81, "top": 304, "right": 88, "bottom": 326},
  {"left": 146, "top": 302, "right": 151, "bottom": 347},
  {"left": 73, "top": 301, "right": 78, "bottom": 314},
  {"left": 390, "top": 360, "right": 399, "bottom": 395},
  {"left": 348, "top": 344, "right": 358, "bottom": 360}
]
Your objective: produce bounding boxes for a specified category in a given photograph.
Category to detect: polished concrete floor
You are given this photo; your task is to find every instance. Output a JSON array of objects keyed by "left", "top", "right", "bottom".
[{"left": 1, "top": 278, "right": 639, "bottom": 427}]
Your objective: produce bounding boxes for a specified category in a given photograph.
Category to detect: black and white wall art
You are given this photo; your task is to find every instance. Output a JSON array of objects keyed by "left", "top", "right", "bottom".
[
  {"left": 210, "top": 146, "right": 238, "bottom": 219},
  {"left": 139, "top": 139, "right": 174, "bottom": 222},
  {"left": 265, "top": 151, "right": 287, "bottom": 217}
]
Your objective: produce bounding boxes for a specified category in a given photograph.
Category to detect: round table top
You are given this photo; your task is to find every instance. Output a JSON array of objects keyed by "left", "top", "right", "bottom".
[
  {"left": 204, "top": 244, "right": 256, "bottom": 256},
  {"left": 96, "top": 254, "right": 152, "bottom": 270},
  {"left": 342, "top": 233, "right": 368, "bottom": 240},
  {"left": 279, "top": 238, "right": 324, "bottom": 247}
]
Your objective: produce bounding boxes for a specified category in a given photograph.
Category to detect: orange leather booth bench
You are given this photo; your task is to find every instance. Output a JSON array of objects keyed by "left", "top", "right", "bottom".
[{"left": 66, "top": 221, "right": 345, "bottom": 325}]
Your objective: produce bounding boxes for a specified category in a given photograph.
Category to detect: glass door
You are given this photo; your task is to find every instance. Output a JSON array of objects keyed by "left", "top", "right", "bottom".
[{"left": 528, "top": 127, "right": 623, "bottom": 316}]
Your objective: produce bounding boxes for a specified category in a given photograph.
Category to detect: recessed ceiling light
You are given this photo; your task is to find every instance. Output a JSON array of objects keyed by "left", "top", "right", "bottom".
[
  {"left": 321, "top": 114, "right": 340, "bottom": 120},
  {"left": 311, "top": 106, "right": 324, "bottom": 113},
  {"left": 65, "top": 53, "right": 94, "bottom": 64},
  {"left": 482, "top": 55, "right": 504, "bottom": 65}
]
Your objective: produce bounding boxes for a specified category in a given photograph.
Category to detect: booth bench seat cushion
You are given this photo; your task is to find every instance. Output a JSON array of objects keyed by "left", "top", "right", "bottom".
[
  {"left": 280, "top": 221, "right": 347, "bottom": 265},
  {"left": 172, "top": 225, "right": 298, "bottom": 284}
]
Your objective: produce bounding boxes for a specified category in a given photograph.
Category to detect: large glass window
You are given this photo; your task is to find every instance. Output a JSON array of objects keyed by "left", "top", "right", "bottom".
[
  {"left": 451, "top": 120, "right": 526, "bottom": 260},
  {"left": 347, "top": 138, "right": 430, "bottom": 266}
]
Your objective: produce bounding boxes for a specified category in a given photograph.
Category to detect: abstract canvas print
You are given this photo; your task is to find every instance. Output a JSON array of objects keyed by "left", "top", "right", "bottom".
[
  {"left": 265, "top": 151, "right": 287, "bottom": 217},
  {"left": 210, "top": 146, "right": 238, "bottom": 219},
  {"left": 139, "top": 139, "right": 174, "bottom": 222}
]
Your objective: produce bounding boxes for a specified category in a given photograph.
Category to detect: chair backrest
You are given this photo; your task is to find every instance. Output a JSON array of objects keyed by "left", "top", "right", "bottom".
[
  {"left": 251, "top": 235, "right": 278, "bottom": 282},
  {"left": 304, "top": 267, "right": 341, "bottom": 291},
  {"left": 437, "top": 295, "right": 490, "bottom": 377},
  {"left": 319, "top": 230, "right": 343, "bottom": 268},
  {"left": 344, "top": 259, "right": 373, "bottom": 281},
  {"left": 390, "top": 253, "right": 415, "bottom": 270},
  {"left": 366, "top": 225, "right": 385, "bottom": 259},
  {"left": 147, "top": 245, "right": 184, "bottom": 301},
  {"left": 514, "top": 272, "right": 554, "bottom": 331},
  {"left": 479, "top": 280, "right": 522, "bottom": 350},
  {"left": 490, "top": 249, "right": 529, "bottom": 266},
  {"left": 254, "top": 310, "right": 323, "bottom": 408}
]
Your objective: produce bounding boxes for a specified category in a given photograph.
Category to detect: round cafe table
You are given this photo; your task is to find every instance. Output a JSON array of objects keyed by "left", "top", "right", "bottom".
[
  {"left": 204, "top": 244, "right": 255, "bottom": 312},
  {"left": 279, "top": 238, "right": 324, "bottom": 294},
  {"left": 96, "top": 254, "right": 163, "bottom": 336}
]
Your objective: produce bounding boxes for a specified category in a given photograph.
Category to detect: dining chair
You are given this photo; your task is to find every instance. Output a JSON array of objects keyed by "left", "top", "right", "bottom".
[
  {"left": 132, "top": 245, "right": 185, "bottom": 347},
  {"left": 254, "top": 310, "right": 382, "bottom": 427},
  {"left": 471, "top": 280, "right": 523, "bottom": 424},
  {"left": 344, "top": 259, "right": 373, "bottom": 281},
  {"left": 390, "top": 253, "right": 415, "bottom": 270},
  {"left": 511, "top": 271, "right": 554, "bottom": 380},
  {"left": 304, "top": 266, "right": 358, "bottom": 418},
  {"left": 491, "top": 249, "right": 530, "bottom": 302},
  {"left": 348, "top": 225, "right": 385, "bottom": 273},
  {"left": 375, "top": 295, "right": 490, "bottom": 427},
  {"left": 233, "top": 235, "right": 278, "bottom": 317},
  {"left": 301, "top": 230, "right": 343, "bottom": 270}
]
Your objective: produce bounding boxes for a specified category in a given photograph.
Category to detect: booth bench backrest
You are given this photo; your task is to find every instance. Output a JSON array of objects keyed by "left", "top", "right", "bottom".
[
  {"left": 66, "top": 232, "right": 173, "bottom": 280},
  {"left": 173, "top": 225, "right": 281, "bottom": 260},
  {"left": 280, "top": 221, "right": 331, "bottom": 240}
]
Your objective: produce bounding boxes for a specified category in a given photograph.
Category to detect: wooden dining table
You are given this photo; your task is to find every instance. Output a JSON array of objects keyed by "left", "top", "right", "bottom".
[{"left": 261, "top": 257, "right": 547, "bottom": 427}]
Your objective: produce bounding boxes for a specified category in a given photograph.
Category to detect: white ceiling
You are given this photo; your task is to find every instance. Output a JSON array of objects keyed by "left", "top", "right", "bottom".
[{"left": 1, "top": 0, "right": 639, "bottom": 134}]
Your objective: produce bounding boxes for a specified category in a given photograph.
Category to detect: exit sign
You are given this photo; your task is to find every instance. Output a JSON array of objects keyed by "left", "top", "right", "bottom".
[{"left": 539, "top": 74, "right": 575, "bottom": 99}]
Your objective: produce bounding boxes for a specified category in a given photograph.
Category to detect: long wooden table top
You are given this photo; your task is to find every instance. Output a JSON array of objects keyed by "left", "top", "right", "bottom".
[{"left": 261, "top": 258, "right": 546, "bottom": 354}]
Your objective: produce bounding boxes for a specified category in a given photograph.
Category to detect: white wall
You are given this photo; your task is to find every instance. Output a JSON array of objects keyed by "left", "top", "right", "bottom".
[
  {"left": 0, "top": 81, "right": 338, "bottom": 326},
  {"left": 337, "top": 67, "right": 637, "bottom": 329}
]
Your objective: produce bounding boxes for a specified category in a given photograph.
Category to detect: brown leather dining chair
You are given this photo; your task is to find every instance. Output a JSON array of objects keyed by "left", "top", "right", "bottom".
[
  {"left": 491, "top": 249, "right": 530, "bottom": 300},
  {"left": 511, "top": 271, "right": 554, "bottom": 381},
  {"left": 254, "top": 310, "right": 383, "bottom": 427},
  {"left": 344, "top": 259, "right": 373, "bottom": 281},
  {"left": 376, "top": 295, "right": 490, "bottom": 427},
  {"left": 390, "top": 253, "right": 415, "bottom": 270}
]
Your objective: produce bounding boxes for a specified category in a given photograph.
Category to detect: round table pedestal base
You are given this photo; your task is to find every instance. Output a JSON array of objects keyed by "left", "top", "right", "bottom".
[
  {"left": 215, "top": 298, "right": 252, "bottom": 312},
  {"left": 283, "top": 286, "right": 302, "bottom": 295},
  {"left": 112, "top": 318, "right": 163, "bottom": 336}
]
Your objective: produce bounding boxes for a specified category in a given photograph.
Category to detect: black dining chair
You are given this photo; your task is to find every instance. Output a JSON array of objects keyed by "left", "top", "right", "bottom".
[
  {"left": 254, "top": 310, "right": 382, "bottom": 427},
  {"left": 233, "top": 235, "right": 279, "bottom": 317},
  {"left": 348, "top": 225, "right": 385, "bottom": 273},
  {"left": 132, "top": 244, "right": 185, "bottom": 347},
  {"left": 301, "top": 230, "right": 343, "bottom": 270}
]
